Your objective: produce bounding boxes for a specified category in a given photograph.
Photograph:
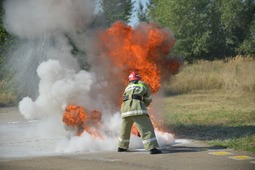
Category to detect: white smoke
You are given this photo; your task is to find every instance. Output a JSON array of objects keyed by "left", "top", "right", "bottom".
[
  {"left": 19, "top": 59, "right": 96, "bottom": 120},
  {"left": 4, "top": 0, "right": 174, "bottom": 154},
  {"left": 4, "top": 0, "right": 94, "bottom": 39}
]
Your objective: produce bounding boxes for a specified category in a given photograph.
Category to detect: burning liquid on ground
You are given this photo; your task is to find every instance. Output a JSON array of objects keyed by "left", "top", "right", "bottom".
[
  {"left": 63, "top": 105, "right": 103, "bottom": 138},
  {"left": 62, "top": 105, "right": 171, "bottom": 138}
]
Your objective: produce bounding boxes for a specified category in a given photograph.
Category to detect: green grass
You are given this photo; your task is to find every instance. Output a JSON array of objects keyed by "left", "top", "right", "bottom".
[
  {"left": 162, "top": 90, "right": 255, "bottom": 152},
  {"left": 207, "top": 135, "right": 255, "bottom": 153}
]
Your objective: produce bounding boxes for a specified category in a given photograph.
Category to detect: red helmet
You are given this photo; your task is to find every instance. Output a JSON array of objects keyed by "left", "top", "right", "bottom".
[{"left": 128, "top": 71, "right": 141, "bottom": 81}]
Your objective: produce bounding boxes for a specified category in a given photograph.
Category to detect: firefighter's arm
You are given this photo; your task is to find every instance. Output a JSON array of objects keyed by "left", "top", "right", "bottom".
[{"left": 143, "top": 84, "right": 152, "bottom": 107}]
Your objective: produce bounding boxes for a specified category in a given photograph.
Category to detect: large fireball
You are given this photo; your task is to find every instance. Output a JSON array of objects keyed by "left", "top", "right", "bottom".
[{"left": 98, "top": 21, "right": 177, "bottom": 93}]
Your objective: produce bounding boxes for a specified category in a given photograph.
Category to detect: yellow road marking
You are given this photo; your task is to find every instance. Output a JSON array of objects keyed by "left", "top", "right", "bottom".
[
  {"left": 228, "top": 155, "right": 255, "bottom": 160},
  {"left": 209, "top": 151, "right": 232, "bottom": 155}
]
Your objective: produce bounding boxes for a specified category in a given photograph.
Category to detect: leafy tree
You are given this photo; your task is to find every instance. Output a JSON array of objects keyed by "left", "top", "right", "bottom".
[
  {"left": 94, "top": 0, "right": 134, "bottom": 27},
  {"left": 0, "top": 1, "right": 6, "bottom": 75},
  {"left": 238, "top": 19, "right": 255, "bottom": 55},
  {"left": 149, "top": 0, "right": 255, "bottom": 62},
  {"left": 220, "top": 0, "right": 255, "bottom": 56},
  {"left": 235, "top": 0, "right": 255, "bottom": 55},
  {"left": 0, "top": 0, "right": 19, "bottom": 105},
  {"left": 149, "top": 0, "right": 214, "bottom": 62},
  {"left": 137, "top": 0, "right": 151, "bottom": 23},
  {"left": 0, "top": 0, "right": 12, "bottom": 80}
]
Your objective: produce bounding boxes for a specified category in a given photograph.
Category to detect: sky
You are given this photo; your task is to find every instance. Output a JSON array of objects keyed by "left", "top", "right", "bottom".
[{"left": 130, "top": 0, "right": 149, "bottom": 26}]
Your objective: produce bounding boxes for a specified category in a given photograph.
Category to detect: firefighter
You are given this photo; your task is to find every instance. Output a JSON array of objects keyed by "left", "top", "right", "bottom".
[{"left": 118, "top": 71, "right": 161, "bottom": 154}]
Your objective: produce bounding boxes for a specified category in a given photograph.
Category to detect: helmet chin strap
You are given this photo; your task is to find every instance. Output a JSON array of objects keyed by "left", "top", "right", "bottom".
[{"left": 131, "top": 80, "right": 138, "bottom": 84}]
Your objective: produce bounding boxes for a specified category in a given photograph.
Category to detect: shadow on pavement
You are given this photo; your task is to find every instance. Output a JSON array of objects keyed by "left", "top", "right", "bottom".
[
  {"left": 127, "top": 144, "right": 227, "bottom": 154},
  {"left": 160, "top": 145, "right": 227, "bottom": 154},
  {"left": 168, "top": 124, "right": 255, "bottom": 140}
]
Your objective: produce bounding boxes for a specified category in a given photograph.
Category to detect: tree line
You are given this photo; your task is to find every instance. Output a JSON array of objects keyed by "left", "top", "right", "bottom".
[
  {"left": 148, "top": 0, "right": 255, "bottom": 62},
  {"left": 1, "top": 0, "right": 254, "bottom": 72}
]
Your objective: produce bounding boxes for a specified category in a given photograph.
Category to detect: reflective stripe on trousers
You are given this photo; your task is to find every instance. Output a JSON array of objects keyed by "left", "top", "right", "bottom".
[
  {"left": 121, "top": 110, "right": 148, "bottom": 117},
  {"left": 142, "top": 137, "right": 157, "bottom": 144},
  {"left": 119, "top": 137, "right": 130, "bottom": 143}
]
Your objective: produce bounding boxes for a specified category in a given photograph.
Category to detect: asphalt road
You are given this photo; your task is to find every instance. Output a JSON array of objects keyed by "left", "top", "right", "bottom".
[{"left": 0, "top": 107, "right": 254, "bottom": 170}]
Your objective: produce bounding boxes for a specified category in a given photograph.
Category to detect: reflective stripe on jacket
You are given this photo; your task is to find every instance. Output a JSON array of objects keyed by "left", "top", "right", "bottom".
[{"left": 120, "top": 80, "right": 152, "bottom": 118}]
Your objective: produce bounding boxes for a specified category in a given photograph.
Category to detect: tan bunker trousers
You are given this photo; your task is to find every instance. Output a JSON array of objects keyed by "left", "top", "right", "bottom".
[{"left": 118, "top": 115, "right": 158, "bottom": 150}]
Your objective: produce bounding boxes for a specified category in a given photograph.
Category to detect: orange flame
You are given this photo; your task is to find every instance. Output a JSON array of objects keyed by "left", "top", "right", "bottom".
[
  {"left": 131, "top": 113, "right": 169, "bottom": 137},
  {"left": 99, "top": 21, "right": 177, "bottom": 93},
  {"left": 63, "top": 105, "right": 103, "bottom": 138}
]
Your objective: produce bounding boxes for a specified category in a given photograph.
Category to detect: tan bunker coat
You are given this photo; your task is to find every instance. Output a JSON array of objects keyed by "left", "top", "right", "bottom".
[{"left": 118, "top": 80, "right": 159, "bottom": 150}]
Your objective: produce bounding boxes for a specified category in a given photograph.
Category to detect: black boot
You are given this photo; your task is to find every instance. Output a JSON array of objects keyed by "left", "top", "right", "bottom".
[
  {"left": 118, "top": 147, "right": 127, "bottom": 152},
  {"left": 150, "top": 148, "right": 161, "bottom": 154}
]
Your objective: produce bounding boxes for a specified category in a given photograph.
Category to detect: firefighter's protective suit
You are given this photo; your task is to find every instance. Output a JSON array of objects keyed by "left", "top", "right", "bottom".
[{"left": 118, "top": 79, "right": 159, "bottom": 151}]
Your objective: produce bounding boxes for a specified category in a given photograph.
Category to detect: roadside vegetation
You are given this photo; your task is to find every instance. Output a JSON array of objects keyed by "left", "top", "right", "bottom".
[
  {"left": 162, "top": 56, "right": 255, "bottom": 152},
  {"left": 0, "top": 79, "right": 17, "bottom": 107}
]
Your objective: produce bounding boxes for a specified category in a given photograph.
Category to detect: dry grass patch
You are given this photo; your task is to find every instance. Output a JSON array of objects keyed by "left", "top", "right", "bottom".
[{"left": 164, "top": 56, "right": 255, "bottom": 94}]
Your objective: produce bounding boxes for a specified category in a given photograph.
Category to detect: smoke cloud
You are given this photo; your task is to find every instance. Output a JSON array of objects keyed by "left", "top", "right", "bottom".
[
  {"left": 4, "top": 0, "right": 94, "bottom": 39},
  {"left": 3, "top": 0, "right": 174, "bottom": 154}
]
